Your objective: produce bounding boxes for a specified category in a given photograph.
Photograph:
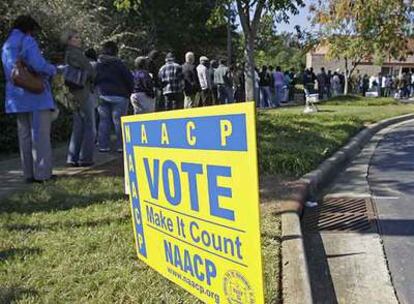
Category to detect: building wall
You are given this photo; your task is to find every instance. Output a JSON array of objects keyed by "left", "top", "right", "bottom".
[{"left": 307, "top": 54, "right": 382, "bottom": 76}]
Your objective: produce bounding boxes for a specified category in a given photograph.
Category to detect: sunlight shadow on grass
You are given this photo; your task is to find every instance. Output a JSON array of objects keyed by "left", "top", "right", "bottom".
[
  {"left": 0, "top": 247, "right": 43, "bottom": 262},
  {"left": 4, "top": 214, "right": 130, "bottom": 232},
  {"left": 0, "top": 286, "right": 39, "bottom": 303}
]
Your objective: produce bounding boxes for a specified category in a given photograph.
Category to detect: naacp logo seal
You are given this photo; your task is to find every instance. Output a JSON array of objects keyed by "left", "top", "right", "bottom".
[{"left": 223, "top": 270, "right": 255, "bottom": 304}]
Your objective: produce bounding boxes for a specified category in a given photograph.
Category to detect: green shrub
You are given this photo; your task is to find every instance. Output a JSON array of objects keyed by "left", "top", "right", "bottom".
[{"left": 323, "top": 95, "right": 399, "bottom": 106}]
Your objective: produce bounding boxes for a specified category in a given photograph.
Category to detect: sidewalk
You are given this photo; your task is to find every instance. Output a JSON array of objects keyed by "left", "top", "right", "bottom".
[
  {"left": 0, "top": 145, "right": 122, "bottom": 201},
  {"left": 301, "top": 121, "right": 414, "bottom": 303}
]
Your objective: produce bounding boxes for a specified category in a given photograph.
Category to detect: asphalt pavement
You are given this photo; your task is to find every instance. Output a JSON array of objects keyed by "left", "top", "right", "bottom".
[
  {"left": 369, "top": 120, "right": 414, "bottom": 304},
  {"left": 303, "top": 119, "right": 414, "bottom": 304}
]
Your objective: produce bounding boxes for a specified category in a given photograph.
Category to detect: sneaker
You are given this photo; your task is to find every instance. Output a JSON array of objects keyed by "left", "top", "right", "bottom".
[
  {"left": 33, "top": 175, "right": 58, "bottom": 184},
  {"left": 305, "top": 201, "right": 319, "bottom": 208},
  {"left": 99, "top": 148, "right": 111, "bottom": 153},
  {"left": 25, "top": 177, "right": 35, "bottom": 184},
  {"left": 66, "top": 162, "right": 79, "bottom": 167},
  {"left": 79, "top": 162, "right": 94, "bottom": 167}
]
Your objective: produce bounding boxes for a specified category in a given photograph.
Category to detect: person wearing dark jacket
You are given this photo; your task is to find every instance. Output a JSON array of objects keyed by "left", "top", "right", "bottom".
[
  {"left": 147, "top": 50, "right": 161, "bottom": 89},
  {"left": 209, "top": 60, "right": 218, "bottom": 105},
  {"left": 182, "top": 52, "right": 201, "bottom": 108},
  {"left": 327, "top": 70, "right": 332, "bottom": 98},
  {"left": 131, "top": 56, "right": 155, "bottom": 114},
  {"left": 95, "top": 41, "right": 133, "bottom": 152},
  {"left": 259, "top": 65, "right": 272, "bottom": 108},
  {"left": 317, "top": 67, "right": 328, "bottom": 100},
  {"left": 147, "top": 50, "right": 162, "bottom": 110},
  {"left": 362, "top": 74, "right": 369, "bottom": 97}
]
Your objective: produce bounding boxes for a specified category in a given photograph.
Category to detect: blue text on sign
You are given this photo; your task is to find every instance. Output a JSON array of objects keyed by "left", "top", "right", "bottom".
[{"left": 144, "top": 158, "right": 234, "bottom": 221}]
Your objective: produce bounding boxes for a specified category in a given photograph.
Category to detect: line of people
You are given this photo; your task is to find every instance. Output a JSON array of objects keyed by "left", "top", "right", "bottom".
[
  {"left": 256, "top": 65, "right": 298, "bottom": 108},
  {"left": 5, "top": 16, "right": 342, "bottom": 184},
  {"left": 0, "top": 16, "right": 251, "bottom": 183},
  {"left": 303, "top": 67, "right": 345, "bottom": 100},
  {"left": 143, "top": 53, "right": 245, "bottom": 111},
  {"left": 355, "top": 72, "right": 414, "bottom": 99},
  {"left": 302, "top": 67, "right": 414, "bottom": 100}
]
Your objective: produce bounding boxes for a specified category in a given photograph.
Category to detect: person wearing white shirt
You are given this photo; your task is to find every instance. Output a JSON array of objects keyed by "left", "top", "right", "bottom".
[
  {"left": 411, "top": 73, "right": 414, "bottom": 97},
  {"left": 369, "top": 75, "right": 378, "bottom": 89},
  {"left": 197, "top": 56, "right": 211, "bottom": 106}
]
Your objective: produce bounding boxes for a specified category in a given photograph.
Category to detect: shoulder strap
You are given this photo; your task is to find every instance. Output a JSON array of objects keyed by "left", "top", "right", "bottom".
[{"left": 18, "top": 35, "right": 26, "bottom": 59}]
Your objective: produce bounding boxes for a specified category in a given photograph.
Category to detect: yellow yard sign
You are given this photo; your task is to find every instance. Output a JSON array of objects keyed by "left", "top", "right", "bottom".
[{"left": 121, "top": 103, "right": 264, "bottom": 304}]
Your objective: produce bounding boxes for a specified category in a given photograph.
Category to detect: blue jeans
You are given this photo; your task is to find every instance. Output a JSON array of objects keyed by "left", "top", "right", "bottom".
[
  {"left": 253, "top": 87, "right": 259, "bottom": 107},
  {"left": 260, "top": 86, "right": 271, "bottom": 108},
  {"left": 274, "top": 84, "right": 284, "bottom": 107},
  {"left": 227, "top": 87, "right": 234, "bottom": 103},
  {"left": 67, "top": 94, "right": 96, "bottom": 164},
  {"left": 217, "top": 85, "right": 230, "bottom": 104},
  {"left": 97, "top": 98, "right": 128, "bottom": 150}
]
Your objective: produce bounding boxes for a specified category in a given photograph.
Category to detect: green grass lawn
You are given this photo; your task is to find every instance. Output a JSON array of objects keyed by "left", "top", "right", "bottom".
[
  {"left": 1, "top": 96, "right": 413, "bottom": 303},
  {"left": 0, "top": 173, "right": 280, "bottom": 304},
  {"left": 258, "top": 96, "right": 414, "bottom": 177}
]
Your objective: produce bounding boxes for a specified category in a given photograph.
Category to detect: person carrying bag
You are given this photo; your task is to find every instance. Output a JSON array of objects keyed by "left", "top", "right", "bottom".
[
  {"left": 62, "top": 29, "right": 96, "bottom": 167},
  {"left": 11, "top": 36, "right": 45, "bottom": 94},
  {"left": 1, "top": 15, "right": 57, "bottom": 183}
]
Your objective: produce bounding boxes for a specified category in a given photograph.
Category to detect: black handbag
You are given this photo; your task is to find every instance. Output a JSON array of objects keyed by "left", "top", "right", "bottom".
[{"left": 63, "top": 65, "right": 88, "bottom": 90}]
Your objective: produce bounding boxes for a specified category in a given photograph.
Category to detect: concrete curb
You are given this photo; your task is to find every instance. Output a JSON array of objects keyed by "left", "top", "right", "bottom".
[{"left": 281, "top": 113, "right": 414, "bottom": 304}]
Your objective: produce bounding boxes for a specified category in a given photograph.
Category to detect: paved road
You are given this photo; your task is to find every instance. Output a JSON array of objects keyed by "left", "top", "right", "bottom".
[{"left": 369, "top": 121, "right": 414, "bottom": 304}]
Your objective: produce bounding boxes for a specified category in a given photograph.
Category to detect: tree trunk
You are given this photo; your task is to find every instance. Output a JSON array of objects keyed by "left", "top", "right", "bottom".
[
  {"left": 344, "top": 57, "right": 349, "bottom": 95},
  {"left": 227, "top": 3, "right": 232, "bottom": 65},
  {"left": 344, "top": 76, "right": 349, "bottom": 95},
  {"left": 235, "top": 0, "right": 264, "bottom": 102},
  {"left": 245, "top": 35, "right": 256, "bottom": 102}
]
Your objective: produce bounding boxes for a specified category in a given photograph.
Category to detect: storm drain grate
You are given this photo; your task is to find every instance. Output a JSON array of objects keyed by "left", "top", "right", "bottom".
[{"left": 302, "top": 197, "right": 378, "bottom": 233}]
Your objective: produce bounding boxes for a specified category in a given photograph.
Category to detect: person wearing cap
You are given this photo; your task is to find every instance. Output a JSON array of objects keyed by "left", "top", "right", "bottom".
[
  {"left": 158, "top": 52, "right": 184, "bottom": 110},
  {"left": 131, "top": 56, "right": 155, "bottom": 114},
  {"left": 197, "top": 56, "right": 211, "bottom": 106},
  {"left": 182, "top": 52, "right": 200, "bottom": 108}
]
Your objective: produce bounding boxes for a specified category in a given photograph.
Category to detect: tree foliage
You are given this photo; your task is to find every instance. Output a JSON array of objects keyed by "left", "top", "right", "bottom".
[
  {"left": 1, "top": 0, "right": 229, "bottom": 65},
  {"left": 112, "top": 0, "right": 229, "bottom": 60},
  {"left": 1, "top": 0, "right": 306, "bottom": 102},
  {"left": 0, "top": 0, "right": 150, "bottom": 63},
  {"left": 232, "top": 0, "right": 304, "bottom": 100},
  {"left": 311, "top": 0, "right": 413, "bottom": 93},
  {"left": 255, "top": 15, "right": 305, "bottom": 71}
]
